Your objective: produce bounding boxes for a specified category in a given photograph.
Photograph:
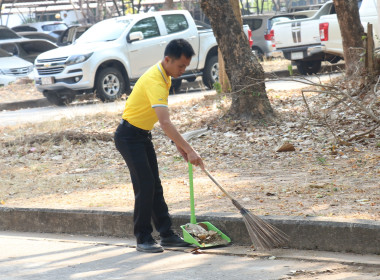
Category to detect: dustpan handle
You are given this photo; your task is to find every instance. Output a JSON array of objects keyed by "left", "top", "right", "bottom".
[{"left": 188, "top": 162, "right": 197, "bottom": 224}]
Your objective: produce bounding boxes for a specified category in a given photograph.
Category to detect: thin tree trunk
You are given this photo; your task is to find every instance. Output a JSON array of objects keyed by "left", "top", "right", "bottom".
[
  {"left": 333, "top": 0, "right": 364, "bottom": 77},
  {"left": 219, "top": 0, "right": 242, "bottom": 93},
  {"left": 164, "top": 0, "right": 174, "bottom": 10},
  {"left": 201, "top": 0, "right": 273, "bottom": 120}
]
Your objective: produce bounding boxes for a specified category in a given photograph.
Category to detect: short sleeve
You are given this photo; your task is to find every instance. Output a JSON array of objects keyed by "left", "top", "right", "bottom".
[{"left": 145, "top": 79, "right": 169, "bottom": 108}]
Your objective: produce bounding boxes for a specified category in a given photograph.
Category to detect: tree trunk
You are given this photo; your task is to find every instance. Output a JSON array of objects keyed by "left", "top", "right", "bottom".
[
  {"left": 219, "top": 0, "right": 242, "bottom": 93},
  {"left": 333, "top": 0, "right": 364, "bottom": 77},
  {"left": 201, "top": 0, "right": 274, "bottom": 120},
  {"left": 272, "top": 0, "right": 280, "bottom": 12},
  {"left": 164, "top": 0, "right": 174, "bottom": 10}
]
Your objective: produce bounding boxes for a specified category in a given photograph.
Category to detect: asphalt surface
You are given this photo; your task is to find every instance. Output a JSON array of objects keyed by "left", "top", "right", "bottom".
[{"left": 1, "top": 231, "right": 379, "bottom": 280}]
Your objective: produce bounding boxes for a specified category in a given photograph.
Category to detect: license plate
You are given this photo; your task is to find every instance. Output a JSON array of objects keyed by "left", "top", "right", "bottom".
[
  {"left": 291, "top": 52, "right": 304, "bottom": 60},
  {"left": 41, "top": 77, "right": 54, "bottom": 85}
]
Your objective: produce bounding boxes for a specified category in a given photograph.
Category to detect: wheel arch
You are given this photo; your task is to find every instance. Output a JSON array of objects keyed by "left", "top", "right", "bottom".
[
  {"left": 204, "top": 46, "right": 218, "bottom": 68},
  {"left": 95, "top": 60, "right": 131, "bottom": 92}
]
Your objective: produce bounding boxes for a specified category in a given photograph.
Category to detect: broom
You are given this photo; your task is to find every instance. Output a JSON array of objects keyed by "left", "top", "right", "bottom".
[{"left": 203, "top": 169, "right": 289, "bottom": 250}]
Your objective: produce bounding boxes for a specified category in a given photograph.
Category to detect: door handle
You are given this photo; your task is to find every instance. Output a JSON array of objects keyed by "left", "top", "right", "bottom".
[
  {"left": 159, "top": 41, "right": 167, "bottom": 46},
  {"left": 188, "top": 36, "right": 196, "bottom": 40}
]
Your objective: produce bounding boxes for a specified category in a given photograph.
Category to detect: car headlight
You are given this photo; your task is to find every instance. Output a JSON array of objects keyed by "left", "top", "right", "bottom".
[
  {"left": 27, "top": 65, "right": 34, "bottom": 73},
  {"left": 66, "top": 53, "right": 93, "bottom": 66}
]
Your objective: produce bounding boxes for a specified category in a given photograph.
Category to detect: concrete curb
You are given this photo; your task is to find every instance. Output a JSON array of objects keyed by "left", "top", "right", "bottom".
[
  {"left": 0, "top": 207, "right": 378, "bottom": 255},
  {"left": 0, "top": 98, "right": 50, "bottom": 111}
]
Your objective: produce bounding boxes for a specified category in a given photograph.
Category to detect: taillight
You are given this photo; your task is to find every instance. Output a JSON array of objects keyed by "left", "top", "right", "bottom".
[
  {"left": 319, "top": 22, "right": 329, "bottom": 41},
  {"left": 248, "top": 28, "right": 253, "bottom": 48},
  {"left": 265, "top": 29, "right": 275, "bottom": 48},
  {"left": 264, "top": 30, "right": 272, "bottom": 41}
]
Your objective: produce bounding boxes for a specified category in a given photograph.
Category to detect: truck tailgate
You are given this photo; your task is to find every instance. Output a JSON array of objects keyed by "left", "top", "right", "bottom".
[{"left": 273, "top": 19, "right": 321, "bottom": 50}]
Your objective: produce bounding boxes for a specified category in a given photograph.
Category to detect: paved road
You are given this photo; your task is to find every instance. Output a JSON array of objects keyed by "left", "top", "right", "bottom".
[
  {"left": 0, "top": 73, "right": 341, "bottom": 127},
  {"left": 1, "top": 231, "right": 378, "bottom": 280}
]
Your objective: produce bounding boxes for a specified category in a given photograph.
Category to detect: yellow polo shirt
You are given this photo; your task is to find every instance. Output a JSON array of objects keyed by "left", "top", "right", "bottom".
[{"left": 121, "top": 63, "right": 171, "bottom": 130}]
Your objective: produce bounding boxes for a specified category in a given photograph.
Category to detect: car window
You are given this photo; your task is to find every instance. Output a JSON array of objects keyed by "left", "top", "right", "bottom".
[
  {"left": 0, "top": 48, "right": 12, "bottom": 57},
  {"left": 0, "top": 28, "right": 21, "bottom": 39},
  {"left": 41, "top": 23, "right": 67, "bottom": 32},
  {"left": 130, "top": 17, "right": 160, "bottom": 39},
  {"left": 162, "top": 14, "right": 189, "bottom": 34},
  {"left": 268, "top": 16, "right": 293, "bottom": 31},
  {"left": 194, "top": 20, "right": 211, "bottom": 31},
  {"left": 12, "top": 26, "right": 37, "bottom": 32},
  {"left": 0, "top": 43, "right": 19, "bottom": 56},
  {"left": 20, "top": 41, "right": 56, "bottom": 54},
  {"left": 76, "top": 19, "right": 131, "bottom": 43},
  {"left": 243, "top": 18, "right": 263, "bottom": 31}
]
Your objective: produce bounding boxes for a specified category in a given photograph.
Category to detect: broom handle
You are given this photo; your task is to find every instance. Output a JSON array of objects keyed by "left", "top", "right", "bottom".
[{"left": 203, "top": 169, "right": 234, "bottom": 201}]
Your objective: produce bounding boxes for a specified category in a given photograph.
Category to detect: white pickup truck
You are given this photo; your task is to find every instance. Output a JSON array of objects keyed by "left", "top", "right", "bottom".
[
  {"left": 34, "top": 10, "right": 252, "bottom": 105},
  {"left": 271, "top": 0, "right": 341, "bottom": 75},
  {"left": 319, "top": 0, "right": 378, "bottom": 57}
]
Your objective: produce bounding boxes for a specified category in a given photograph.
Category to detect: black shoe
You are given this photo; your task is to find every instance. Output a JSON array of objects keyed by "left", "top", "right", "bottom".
[
  {"left": 136, "top": 240, "right": 164, "bottom": 253},
  {"left": 160, "top": 234, "right": 190, "bottom": 247}
]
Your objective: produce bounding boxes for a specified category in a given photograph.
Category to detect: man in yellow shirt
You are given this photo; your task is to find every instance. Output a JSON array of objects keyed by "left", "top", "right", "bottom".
[{"left": 114, "top": 39, "right": 204, "bottom": 253}]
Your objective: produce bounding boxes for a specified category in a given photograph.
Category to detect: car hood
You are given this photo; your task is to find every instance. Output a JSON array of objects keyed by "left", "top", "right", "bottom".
[
  {"left": 36, "top": 41, "right": 118, "bottom": 60},
  {"left": 0, "top": 56, "right": 32, "bottom": 69}
]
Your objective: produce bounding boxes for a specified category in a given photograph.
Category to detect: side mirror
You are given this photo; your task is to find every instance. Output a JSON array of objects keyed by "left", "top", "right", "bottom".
[{"left": 128, "top": 31, "right": 144, "bottom": 43}]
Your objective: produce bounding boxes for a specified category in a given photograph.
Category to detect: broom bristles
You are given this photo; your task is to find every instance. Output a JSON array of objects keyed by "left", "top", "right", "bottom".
[
  {"left": 240, "top": 207, "right": 289, "bottom": 250},
  {"left": 204, "top": 170, "right": 289, "bottom": 250}
]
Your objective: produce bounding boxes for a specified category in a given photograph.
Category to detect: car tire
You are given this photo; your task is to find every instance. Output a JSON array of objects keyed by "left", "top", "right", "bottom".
[
  {"left": 202, "top": 55, "right": 219, "bottom": 89},
  {"left": 96, "top": 67, "right": 125, "bottom": 102},
  {"left": 44, "top": 90, "right": 74, "bottom": 106},
  {"left": 296, "top": 60, "right": 321, "bottom": 75},
  {"left": 252, "top": 47, "right": 264, "bottom": 61},
  {"left": 169, "top": 79, "right": 182, "bottom": 94}
]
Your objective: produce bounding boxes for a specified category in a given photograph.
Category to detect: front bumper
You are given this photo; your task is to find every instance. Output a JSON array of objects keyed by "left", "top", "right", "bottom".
[{"left": 34, "top": 58, "right": 94, "bottom": 93}]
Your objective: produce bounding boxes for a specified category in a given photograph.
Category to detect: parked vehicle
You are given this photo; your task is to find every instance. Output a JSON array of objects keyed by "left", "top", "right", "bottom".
[
  {"left": 319, "top": 0, "right": 378, "bottom": 58},
  {"left": 0, "top": 25, "right": 23, "bottom": 40},
  {"left": 271, "top": 1, "right": 341, "bottom": 75},
  {"left": 0, "top": 38, "right": 57, "bottom": 63},
  {"left": 242, "top": 11, "right": 315, "bottom": 59},
  {"left": 17, "top": 31, "right": 58, "bottom": 44},
  {"left": 11, "top": 21, "right": 68, "bottom": 39},
  {"left": 57, "top": 25, "right": 91, "bottom": 46},
  {"left": 34, "top": 10, "right": 252, "bottom": 105},
  {"left": 0, "top": 48, "right": 34, "bottom": 86}
]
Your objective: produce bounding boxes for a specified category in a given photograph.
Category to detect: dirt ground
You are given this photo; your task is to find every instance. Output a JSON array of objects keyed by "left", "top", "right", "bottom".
[{"left": 0, "top": 59, "right": 379, "bottom": 221}]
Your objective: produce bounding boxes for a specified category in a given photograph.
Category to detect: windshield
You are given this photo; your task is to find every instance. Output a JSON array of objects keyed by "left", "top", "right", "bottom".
[
  {"left": 0, "top": 28, "right": 21, "bottom": 40},
  {"left": 0, "top": 48, "right": 12, "bottom": 57},
  {"left": 76, "top": 18, "right": 132, "bottom": 43},
  {"left": 42, "top": 23, "right": 67, "bottom": 31},
  {"left": 268, "top": 17, "right": 292, "bottom": 30}
]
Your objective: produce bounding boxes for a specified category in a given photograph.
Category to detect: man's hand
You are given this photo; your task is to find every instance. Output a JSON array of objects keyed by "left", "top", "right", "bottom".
[{"left": 155, "top": 106, "right": 205, "bottom": 170}]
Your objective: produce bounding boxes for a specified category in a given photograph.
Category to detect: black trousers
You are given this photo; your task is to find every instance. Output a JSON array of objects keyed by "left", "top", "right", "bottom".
[{"left": 114, "top": 121, "right": 173, "bottom": 243}]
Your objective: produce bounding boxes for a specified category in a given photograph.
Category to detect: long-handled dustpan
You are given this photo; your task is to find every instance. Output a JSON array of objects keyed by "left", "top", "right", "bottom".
[{"left": 181, "top": 162, "right": 231, "bottom": 248}]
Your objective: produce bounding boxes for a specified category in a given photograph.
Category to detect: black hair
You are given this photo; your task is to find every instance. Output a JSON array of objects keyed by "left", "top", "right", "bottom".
[{"left": 164, "top": 39, "right": 195, "bottom": 59}]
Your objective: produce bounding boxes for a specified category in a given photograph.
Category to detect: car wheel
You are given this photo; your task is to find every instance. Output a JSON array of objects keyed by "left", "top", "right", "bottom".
[
  {"left": 44, "top": 90, "right": 74, "bottom": 106},
  {"left": 296, "top": 60, "right": 321, "bottom": 75},
  {"left": 252, "top": 47, "right": 264, "bottom": 61},
  {"left": 96, "top": 67, "right": 125, "bottom": 102},
  {"left": 169, "top": 79, "right": 182, "bottom": 94},
  {"left": 202, "top": 55, "right": 219, "bottom": 89}
]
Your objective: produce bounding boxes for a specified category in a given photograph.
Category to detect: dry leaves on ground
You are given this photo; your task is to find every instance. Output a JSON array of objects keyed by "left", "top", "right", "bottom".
[{"left": 0, "top": 77, "right": 379, "bottom": 220}]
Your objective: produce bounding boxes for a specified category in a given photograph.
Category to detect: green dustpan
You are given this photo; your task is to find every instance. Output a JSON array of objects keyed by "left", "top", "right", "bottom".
[{"left": 181, "top": 162, "right": 231, "bottom": 248}]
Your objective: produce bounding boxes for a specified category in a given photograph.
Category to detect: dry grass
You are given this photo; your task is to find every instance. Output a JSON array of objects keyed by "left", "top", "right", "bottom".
[{"left": 1, "top": 88, "right": 379, "bottom": 220}]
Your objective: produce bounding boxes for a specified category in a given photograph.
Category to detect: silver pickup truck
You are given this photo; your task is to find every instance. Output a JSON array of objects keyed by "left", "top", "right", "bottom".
[{"left": 271, "top": 0, "right": 341, "bottom": 75}]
